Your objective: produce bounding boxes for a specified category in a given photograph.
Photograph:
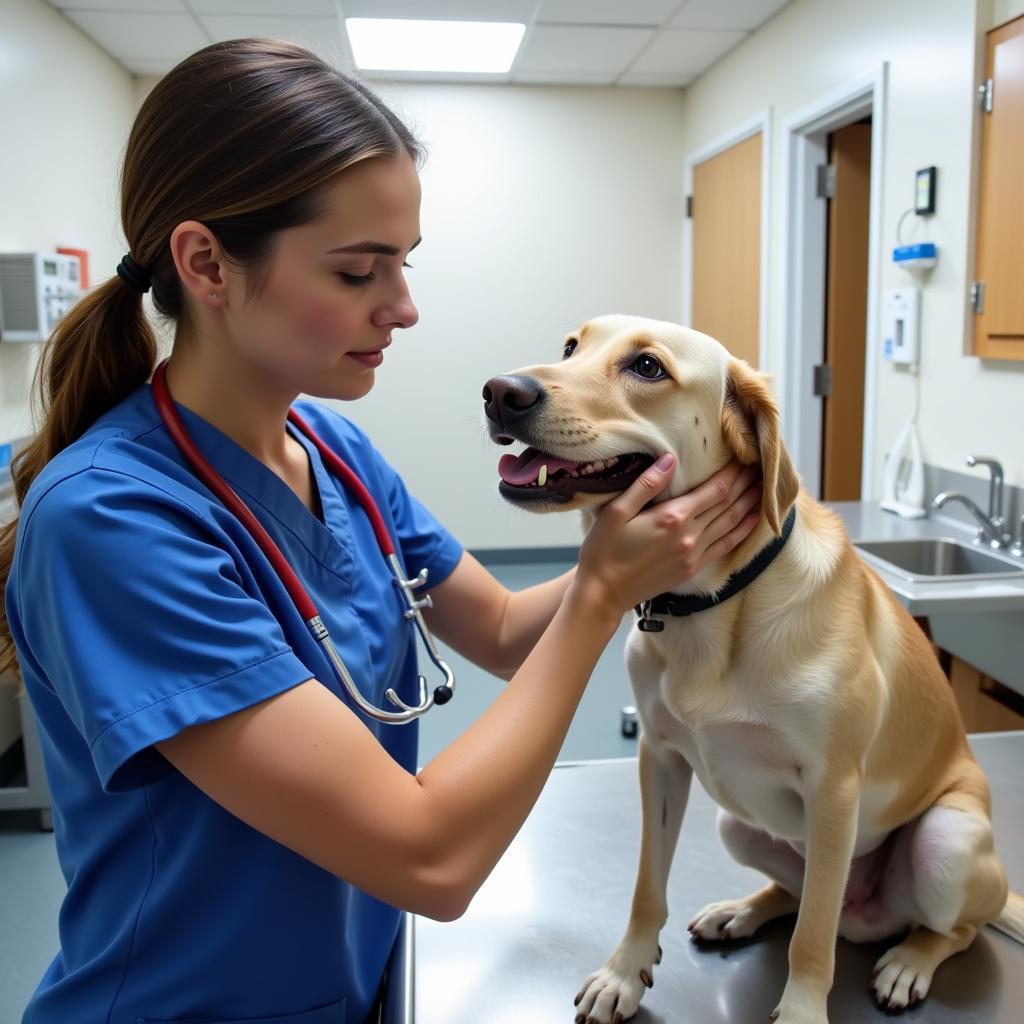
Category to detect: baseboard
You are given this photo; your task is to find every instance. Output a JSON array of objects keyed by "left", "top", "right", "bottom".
[{"left": 469, "top": 546, "right": 579, "bottom": 566}]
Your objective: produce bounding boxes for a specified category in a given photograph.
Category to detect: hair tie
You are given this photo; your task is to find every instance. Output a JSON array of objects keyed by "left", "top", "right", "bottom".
[{"left": 116, "top": 253, "right": 151, "bottom": 293}]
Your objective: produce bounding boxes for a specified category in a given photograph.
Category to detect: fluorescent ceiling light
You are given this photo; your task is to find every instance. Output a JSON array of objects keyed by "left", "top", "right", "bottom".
[{"left": 346, "top": 18, "right": 525, "bottom": 74}]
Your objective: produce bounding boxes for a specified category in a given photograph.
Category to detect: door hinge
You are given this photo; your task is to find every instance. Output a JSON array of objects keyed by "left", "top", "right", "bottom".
[
  {"left": 816, "top": 164, "right": 836, "bottom": 199},
  {"left": 979, "top": 78, "right": 993, "bottom": 114},
  {"left": 969, "top": 281, "right": 985, "bottom": 314},
  {"left": 686, "top": 195, "right": 693, "bottom": 218},
  {"left": 813, "top": 364, "right": 833, "bottom": 397}
]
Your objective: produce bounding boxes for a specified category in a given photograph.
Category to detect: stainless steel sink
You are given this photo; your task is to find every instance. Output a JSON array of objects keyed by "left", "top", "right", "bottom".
[{"left": 854, "top": 537, "right": 1024, "bottom": 583}]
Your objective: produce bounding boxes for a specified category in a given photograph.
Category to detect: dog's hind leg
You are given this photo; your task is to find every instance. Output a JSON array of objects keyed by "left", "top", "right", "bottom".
[
  {"left": 871, "top": 785, "right": 1008, "bottom": 1012},
  {"left": 688, "top": 811, "right": 801, "bottom": 941},
  {"left": 574, "top": 738, "right": 692, "bottom": 1024}
]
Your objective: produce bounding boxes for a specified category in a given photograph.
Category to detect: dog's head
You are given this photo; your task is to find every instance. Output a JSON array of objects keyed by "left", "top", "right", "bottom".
[{"left": 483, "top": 314, "right": 799, "bottom": 535}]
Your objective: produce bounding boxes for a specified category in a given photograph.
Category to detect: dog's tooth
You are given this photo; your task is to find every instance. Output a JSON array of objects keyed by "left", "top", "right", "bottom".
[{"left": 538, "top": 464, "right": 548, "bottom": 487}]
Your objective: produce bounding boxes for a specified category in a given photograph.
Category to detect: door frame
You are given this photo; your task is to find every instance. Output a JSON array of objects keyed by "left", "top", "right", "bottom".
[
  {"left": 682, "top": 108, "right": 773, "bottom": 369},
  {"left": 780, "top": 64, "right": 887, "bottom": 500}
]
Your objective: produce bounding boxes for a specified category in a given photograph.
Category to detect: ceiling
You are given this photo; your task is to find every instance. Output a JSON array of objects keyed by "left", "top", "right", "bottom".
[{"left": 46, "top": 0, "right": 791, "bottom": 86}]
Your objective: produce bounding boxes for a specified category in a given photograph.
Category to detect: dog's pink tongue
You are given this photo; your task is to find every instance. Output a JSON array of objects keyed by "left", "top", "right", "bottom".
[{"left": 498, "top": 447, "right": 579, "bottom": 485}]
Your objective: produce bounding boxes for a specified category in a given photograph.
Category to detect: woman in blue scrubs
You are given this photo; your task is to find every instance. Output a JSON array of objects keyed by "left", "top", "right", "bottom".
[{"left": 0, "top": 38, "right": 761, "bottom": 1024}]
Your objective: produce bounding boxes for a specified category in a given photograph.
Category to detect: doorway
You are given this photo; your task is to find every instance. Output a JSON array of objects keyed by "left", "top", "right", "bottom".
[
  {"left": 683, "top": 110, "right": 771, "bottom": 370},
  {"left": 821, "top": 118, "right": 872, "bottom": 501},
  {"left": 781, "top": 66, "right": 887, "bottom": 501},
  {"left": 692, "top": 131, "right": 763, "bottom": 366}
]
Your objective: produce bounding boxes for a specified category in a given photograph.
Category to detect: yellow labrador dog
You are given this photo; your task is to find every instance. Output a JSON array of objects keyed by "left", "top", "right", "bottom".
[{"left": 482, "top": 315, "right": 1023, "bottom": 1024}]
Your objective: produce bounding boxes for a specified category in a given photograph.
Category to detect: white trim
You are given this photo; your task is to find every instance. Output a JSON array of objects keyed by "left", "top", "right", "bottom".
[
  {"left": 683, "top": 108, "right": 773, "bottom": 371},
  {"left": 780, "top": 64, "right": 887, "bottom": 500}
]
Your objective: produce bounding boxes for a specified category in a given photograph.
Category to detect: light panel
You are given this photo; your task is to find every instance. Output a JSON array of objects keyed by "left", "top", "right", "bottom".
[{"left": 346, "top": 18, "right": 526, "bottom": 73}]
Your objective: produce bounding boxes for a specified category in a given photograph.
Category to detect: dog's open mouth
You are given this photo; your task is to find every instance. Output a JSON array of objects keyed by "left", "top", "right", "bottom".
[{"left": 497, "top": 446, "right": 655, "bottom": 502}]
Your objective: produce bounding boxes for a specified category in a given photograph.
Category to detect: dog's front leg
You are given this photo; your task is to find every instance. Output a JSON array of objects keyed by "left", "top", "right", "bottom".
[
  {"left": 574, "top": 737, "right": 692, "bottom": 1024},
  {"left": 771, "top": 770, "right": 861, "bottom": 1024}
]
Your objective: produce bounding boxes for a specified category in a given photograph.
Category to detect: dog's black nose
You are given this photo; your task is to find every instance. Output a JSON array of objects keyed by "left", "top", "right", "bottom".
[{"left": 482, "top": 375, "right": 546, "bottom": 435}]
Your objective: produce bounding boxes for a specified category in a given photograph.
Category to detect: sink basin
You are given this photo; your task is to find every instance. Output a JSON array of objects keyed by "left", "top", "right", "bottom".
[{"left": 854, "top": 538, "right": 1024, "bottom": 583}]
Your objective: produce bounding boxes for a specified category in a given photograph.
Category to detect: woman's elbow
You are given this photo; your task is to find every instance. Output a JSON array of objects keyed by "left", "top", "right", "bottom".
[{"left": 409, "top": 868, "right": 478, "bottom": 922}]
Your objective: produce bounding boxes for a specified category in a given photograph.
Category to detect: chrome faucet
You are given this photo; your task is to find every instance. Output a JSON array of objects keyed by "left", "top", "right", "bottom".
[{"left": 932, "top": 455, "right": 1015, "bottom": 550}]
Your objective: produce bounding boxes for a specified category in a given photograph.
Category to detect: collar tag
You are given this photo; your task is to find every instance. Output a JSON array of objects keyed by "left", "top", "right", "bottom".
[{"left": 635, "top": 601, "right": 665, "bottom": 632}]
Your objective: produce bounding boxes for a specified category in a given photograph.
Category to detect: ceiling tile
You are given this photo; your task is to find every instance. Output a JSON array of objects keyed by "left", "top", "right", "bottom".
[
  {"left": 629, "top": 27, "right": 747, "bottom": 74},
  {"left": 514, "top": 24, "right": 653, "bottom": 74},
  {"left": 618, "top": 71, "right": 696, "bottom": 87},
  {"left": 670, "top": 0, "right": 790, "bottom": 30},
  {"left": 61, "top": 10, "right": 208, "bottom": 60},
  {"left": 50, "top": 0, "right": 187, "bottom": 10},
  {"left": 340, "top": 1, "right": 538, "bottom": 22},
  {"left": 187, "top": 0, "right": 336, "bottom": 13},
  {"left": 537, "top": 0, "right": 680, "bottom": 26},
  {"left": 198, "top": 14, "right": 346, "bottom": 62}
]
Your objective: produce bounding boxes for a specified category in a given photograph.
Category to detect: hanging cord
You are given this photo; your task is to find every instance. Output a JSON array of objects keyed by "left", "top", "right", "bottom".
[{"left": 895, "top": 206, "right": 917, "bottom": 246}]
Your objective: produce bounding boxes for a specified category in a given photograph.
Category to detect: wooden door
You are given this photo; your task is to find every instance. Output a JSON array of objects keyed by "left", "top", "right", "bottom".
[
  {"left": 975, "top": 15, "right": 1024, "bottom": 359},
  {"left": 821, "top": 121, "right": 871, "bottom": 502},
  {"left": 691, "top": 132, "right": 761, "bottom": 367}
]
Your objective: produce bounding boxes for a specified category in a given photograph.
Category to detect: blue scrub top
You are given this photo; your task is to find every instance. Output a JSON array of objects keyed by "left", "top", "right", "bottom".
[{"left": 4, "top": 382, "right": 463, "bottom": 1024}]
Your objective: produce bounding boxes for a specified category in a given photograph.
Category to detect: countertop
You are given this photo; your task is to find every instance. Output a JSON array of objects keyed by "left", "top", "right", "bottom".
[
  {"left": 825, "top": 500, "right": 1024, "bottom": 615},
  {"left": 409, "top": 732, "right": 1024, "bottom": 1024}
]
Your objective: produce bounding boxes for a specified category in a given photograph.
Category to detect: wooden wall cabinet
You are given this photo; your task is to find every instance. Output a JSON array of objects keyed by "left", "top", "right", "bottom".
[{"left": 973, "top": 16, "right": 1024, "bottom": 359}]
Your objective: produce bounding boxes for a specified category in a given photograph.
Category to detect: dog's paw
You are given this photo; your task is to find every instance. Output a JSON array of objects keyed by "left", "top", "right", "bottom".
[
  {"left": 870, "top": 944, "right": 933, "bottom": 1012},
  {"left": 688, "top": 896, "right": 765, "bottom": 942},
  {"left": 768, "top": 1004, "right": 829, "bottom": 1024},
  {"left": 573, "top": 935, "right": 661, "bottom": 1024},
  {"left": 768, "top": 984, "right": 829, "bottom": 1024}
]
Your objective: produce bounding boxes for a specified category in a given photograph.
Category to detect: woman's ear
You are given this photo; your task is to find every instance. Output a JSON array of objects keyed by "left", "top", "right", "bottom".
[{"left": 720, "top": 358, "right": 800, "bottom": 534}]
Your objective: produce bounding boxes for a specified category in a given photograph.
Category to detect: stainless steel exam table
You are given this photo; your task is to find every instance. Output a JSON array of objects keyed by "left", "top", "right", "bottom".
[{"left": 388, "top": 731, "right": 1024, "bottom": 1023}]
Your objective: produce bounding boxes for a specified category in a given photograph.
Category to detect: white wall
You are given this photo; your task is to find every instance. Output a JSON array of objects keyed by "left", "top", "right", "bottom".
[
  {"left": 678, "top": 0, "right": 1024, "bottom": 499},
  {"left": 993, "top": 0, "right": 1024, "bottom": 24},
  {"left": 0, "top": 0, "right": 135, "bottom": 445}
]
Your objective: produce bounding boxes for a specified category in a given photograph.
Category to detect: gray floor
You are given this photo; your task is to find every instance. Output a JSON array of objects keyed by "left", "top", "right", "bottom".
[{"left": 0, "top": 558, "right": 639, "bottom": 1022}]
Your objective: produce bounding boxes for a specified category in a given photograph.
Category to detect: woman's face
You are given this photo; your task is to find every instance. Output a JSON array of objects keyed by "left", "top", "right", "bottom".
[{"left": 220, "top": 152, "right": 422, "bottom": 402}]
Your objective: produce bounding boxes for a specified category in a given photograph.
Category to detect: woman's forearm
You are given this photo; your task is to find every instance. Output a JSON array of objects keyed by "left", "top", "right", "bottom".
[{"left": 415, "top": 578, "right": 620, "bottom": 915}]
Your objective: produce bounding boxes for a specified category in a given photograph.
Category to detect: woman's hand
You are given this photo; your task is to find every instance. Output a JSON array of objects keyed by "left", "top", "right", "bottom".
[{"left": 571, "top": 454, "right": 762, "bottom": 618}]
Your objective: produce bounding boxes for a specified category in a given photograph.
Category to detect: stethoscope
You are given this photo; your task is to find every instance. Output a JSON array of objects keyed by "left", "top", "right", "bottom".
[{"left": 151, "top": 358, "right": 455, "bottom": 724}]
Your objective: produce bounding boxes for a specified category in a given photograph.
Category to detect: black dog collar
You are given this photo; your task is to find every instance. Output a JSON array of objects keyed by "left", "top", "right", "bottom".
[{"left": 634, "top": 505, "right": 797, "bottom": 632}]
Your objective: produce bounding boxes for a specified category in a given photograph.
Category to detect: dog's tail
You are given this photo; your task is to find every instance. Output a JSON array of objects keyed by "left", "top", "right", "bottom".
[{"left": 990, "top": 891, "right": 1024, "bottom": 944}]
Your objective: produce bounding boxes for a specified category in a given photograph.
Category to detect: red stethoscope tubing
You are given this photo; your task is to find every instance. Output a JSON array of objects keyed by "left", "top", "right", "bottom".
[{"left": 151, "top": 359, "right": 327, "bottom": 620}]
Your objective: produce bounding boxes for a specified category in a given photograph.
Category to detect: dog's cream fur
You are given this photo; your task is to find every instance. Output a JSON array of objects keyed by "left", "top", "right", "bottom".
[{"left": 493, "top": 315, "right": 1022, "bottom": 1024}]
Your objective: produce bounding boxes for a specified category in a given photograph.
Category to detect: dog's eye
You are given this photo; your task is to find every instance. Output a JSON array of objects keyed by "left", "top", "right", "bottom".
[
  {"left": 562, "top": 340, "right": 577, "bottom": 360},
  {"left": 631, "top": 354, "right": 665, "bottom": 379}
]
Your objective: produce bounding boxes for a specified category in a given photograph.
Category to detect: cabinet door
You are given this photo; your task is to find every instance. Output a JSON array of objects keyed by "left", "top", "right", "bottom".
[{"left": 974, "top": 15, "right": 1024, "bottom": 359}]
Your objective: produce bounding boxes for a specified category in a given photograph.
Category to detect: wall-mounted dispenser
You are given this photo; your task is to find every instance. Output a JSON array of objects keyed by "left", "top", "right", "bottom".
[{"left": 882, "top": 287, "right": 920, "bottom": 366}]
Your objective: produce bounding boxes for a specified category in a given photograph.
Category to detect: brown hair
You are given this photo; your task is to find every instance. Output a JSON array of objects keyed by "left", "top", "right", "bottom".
[{"left": 0, "top": 38, "right": 424, "bottom": 689}]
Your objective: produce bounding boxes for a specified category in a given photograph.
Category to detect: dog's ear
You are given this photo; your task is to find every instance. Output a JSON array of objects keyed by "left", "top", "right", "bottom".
[{"left": 720, "top": 358, "right": 800, "bottom": 535}]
